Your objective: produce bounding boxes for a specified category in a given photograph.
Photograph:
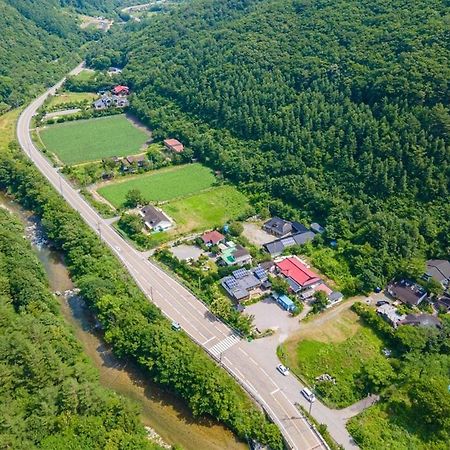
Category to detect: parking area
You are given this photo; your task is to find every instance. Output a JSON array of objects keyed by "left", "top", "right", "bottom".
[
  {"left": 246, "top": 297, "right": 303, "bottom": 339},
  {"left": 170, "top": 244, "right": 203, "bottom": 261},
  {"left": 242, "top": 222, "right": 274, "bottom": 246}
]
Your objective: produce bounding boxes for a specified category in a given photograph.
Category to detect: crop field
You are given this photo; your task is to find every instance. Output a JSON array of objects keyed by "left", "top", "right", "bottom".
[
  {"left": 39, "top": 115, "right": 149, "bottom": 165},
  {"left": 162, "top": 185, "right": 249, "bottom": 234},
  {"left": 98, "top": 164, "right": 216, "bottom": 207},
  {"left": 279, "top": 308, "right": 385, "bottom": 408},
  {"left": 47, "top": 92, "right": 97, "bottom": 108}
]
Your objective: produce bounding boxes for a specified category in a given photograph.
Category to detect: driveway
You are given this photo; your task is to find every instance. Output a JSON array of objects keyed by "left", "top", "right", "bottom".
[
  {"left": 246, "top": 297, "right": 309, "bottom": 343},
  {"left": 170, "top": 244, "right": 203, "bottom": 261}
]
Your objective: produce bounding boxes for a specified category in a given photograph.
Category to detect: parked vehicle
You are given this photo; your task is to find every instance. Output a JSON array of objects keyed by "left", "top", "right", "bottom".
[
  {"left": 376, "top": 300, "right": 389, "bottom": 307},
  {"left": 277, "top": 364, "right": 289, "bottom": 376},
  {"left": 171, "top": 321, "right": 181, "bottom": 331},
  {"left": 301, "top": 387, "right": 315, "bottom": 403}
]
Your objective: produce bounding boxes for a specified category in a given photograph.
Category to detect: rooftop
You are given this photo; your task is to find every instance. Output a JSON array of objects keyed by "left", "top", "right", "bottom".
[
  {"left": 276, "top": 256, "right": 321, "bottom": 288},
  {"left": 201, "top": 230, "right": 225, "bottom": 245},
  {"left": 387, "top": 280, "right": 427, "bottom": 306}
]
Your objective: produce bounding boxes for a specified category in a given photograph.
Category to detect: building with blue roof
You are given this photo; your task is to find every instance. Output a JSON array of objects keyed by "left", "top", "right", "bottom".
[{"left": 273, "top": 292, "right": 296, "bottom": 312}]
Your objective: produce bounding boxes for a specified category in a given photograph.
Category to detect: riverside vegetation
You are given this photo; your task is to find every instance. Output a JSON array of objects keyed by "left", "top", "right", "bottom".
[
  {"left": 0, "top": 207, "right": 164, "bottom": 450},
  {"left": 0, "top": 143, "right": 283, "bottom": 449}
]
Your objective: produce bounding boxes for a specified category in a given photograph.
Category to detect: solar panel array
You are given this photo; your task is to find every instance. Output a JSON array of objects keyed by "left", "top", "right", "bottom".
[
  {"left": 254, "top": 266, "right": 267, "bottom": 280},
  {"left": 224, "top": 277, "right": 238, "bottom": 289},
  {"left": 233, "top": 268, "right": 249, "bottom": 279},
  {"left": 281, "top": 236, "right": 296, "bottom": 246}
]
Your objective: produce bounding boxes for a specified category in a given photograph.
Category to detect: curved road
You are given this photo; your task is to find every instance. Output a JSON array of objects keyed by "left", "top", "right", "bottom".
[{"left": 17, "top": 64, "right": 358, "bottom": 450}]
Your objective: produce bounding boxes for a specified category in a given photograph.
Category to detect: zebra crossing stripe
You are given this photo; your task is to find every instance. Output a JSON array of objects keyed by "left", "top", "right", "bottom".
[{"left": 209, "top": 334, "right": 241, "bottom": 357}]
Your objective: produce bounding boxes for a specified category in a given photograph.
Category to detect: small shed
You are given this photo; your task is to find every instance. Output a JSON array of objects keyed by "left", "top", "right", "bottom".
[{"left": 273, "top": 293, "right": 295, "bottom": 312}]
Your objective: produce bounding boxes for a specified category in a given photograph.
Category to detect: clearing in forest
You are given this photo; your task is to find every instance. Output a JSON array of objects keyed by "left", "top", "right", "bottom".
[
  {"left": 39, "top": 114, "right": 149, "bottom": 165},
  {"left": 97, "top": 163, "right": 217, "bottom": 207}
]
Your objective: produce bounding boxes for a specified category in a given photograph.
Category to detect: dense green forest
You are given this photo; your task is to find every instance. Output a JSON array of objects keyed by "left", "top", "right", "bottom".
[
  {"left": 88, "top": 0, "right": 449, "bottom": 291},
  {"left": 0, "top": 0, "right": 118, "bottom": 112},
  {"left": 348, "top": 303, "right": 450, "bottom": 449},
  {"left": 0, "top": 142, "right": 283, "bottom": 449},
  {"left": 0, "top": 208, "right": 162, "bottom": 450}
]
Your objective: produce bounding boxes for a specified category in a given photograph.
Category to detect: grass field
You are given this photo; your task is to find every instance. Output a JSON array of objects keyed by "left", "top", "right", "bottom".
[
  {"left": 0, "top": 109, "right": 20, "bottom": 151},
  {"left": 279, "top": 308, "right": 385, "bottom": 407},
  {"left": 98, "top": 164, "right": 216, "bottom": 208},
  {"left": 39, "top": 115, "right": 149, "bottom": 165},
  {"left": 47, "top": 92, "right": 97, "bottom": 108},
  {"left": 162, "top": 185, "right": 249, "bottom": 234}
]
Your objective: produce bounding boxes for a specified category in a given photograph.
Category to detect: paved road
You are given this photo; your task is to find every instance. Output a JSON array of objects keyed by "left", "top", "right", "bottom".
[{"left": 17, "top": 64, "right": 359, "bottom": 450}]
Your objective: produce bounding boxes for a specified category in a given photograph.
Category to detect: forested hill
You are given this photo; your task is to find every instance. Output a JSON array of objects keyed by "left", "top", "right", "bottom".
[
  {"left": 0, "top": 0, "right": 118, "bottom": 112},
  {"left": 89, "top": 0, "right": 449, "bottom": 290}
]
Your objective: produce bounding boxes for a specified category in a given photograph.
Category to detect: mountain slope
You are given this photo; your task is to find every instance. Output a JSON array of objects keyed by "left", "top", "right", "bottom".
[
  {"left": 0, "top": 0, "right": 119, "bottom": 111},
  {"left": 89, "top": 0, "right": 449, "bottom": 289}
]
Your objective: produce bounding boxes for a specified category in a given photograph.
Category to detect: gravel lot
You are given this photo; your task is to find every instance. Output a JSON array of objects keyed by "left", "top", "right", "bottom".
[
  {"left": 242, "top": 222, "right": 274, "bottom": 246},
  {"left": 170, "top": 244, "right": 203, "bottom": 261}
]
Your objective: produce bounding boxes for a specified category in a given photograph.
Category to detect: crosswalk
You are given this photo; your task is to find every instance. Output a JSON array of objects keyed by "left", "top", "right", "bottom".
[{"left": 208, "top": 334, "right": 241, "bottom": 358}]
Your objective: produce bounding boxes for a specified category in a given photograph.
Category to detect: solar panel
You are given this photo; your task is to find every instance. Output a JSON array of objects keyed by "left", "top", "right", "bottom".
[
  {"left": 225, "top": 278, "right": 238, "bottom": 289},
  {"left": 281, "top": 237, "right": 296, "bottom": 246},
  {"left": 233, "top": 268, "right": 248, "bottom": 279},
  {"left": 254, "top": 267, "right": 267, "bottom": 279}
]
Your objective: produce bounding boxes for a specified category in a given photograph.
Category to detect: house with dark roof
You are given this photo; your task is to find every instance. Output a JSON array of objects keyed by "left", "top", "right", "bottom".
[
  {"left": 291, "top": 222, "right": 309, "bottom": 234},
  {"left": 264, "top": 231, "right": 316, "bottom": 256},
  {"left": 387, "top": 280, "right": 427, "bottom": 306},
  {"left": 424, "top": 259, "right": 450, "bottom": 288},
  {"left": 263, "top": 217, "right": 292, "bottom": 237},
  {"left": 276, "top": 257, "right": 321, "bottom": 291},
  {"left": 139, "top": 205, "right": 172, "bottom": 232},
  {"left": 201, "top": 230, "right": 225, "bottom": 246},
  {"left": 164, "top": 138, "right": 184, "bottom": 154},
  {"left": 400, "top": 314, "right": 441, "bottom": 329},
  {"left": 435, "top": 295, "right": 450, "bottom": 312},
  {"left": 220, "top": 267, "right": 268, "bottom": 301}
]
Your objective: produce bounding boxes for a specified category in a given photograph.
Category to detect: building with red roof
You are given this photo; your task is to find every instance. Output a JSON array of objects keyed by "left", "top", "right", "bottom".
[
  {"left": 164, "top": 138, "right": 184, "bottom": 154},
  {"left": 276, "top": 257, "right": 321, "bottom": 289},
  {"left": 201, "top": 230, "right": 225, "bottom": 246},
  {"left": 111, "top": 85, "right": 130, "bottom": 96}
]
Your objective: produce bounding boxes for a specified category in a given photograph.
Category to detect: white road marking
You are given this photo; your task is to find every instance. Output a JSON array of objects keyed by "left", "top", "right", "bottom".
[
  {"left": 208, "top": 334, "right": 241, "bottom": 357},
  {"left": 271, "top": 388, "right": 280, "bottom": 395}
]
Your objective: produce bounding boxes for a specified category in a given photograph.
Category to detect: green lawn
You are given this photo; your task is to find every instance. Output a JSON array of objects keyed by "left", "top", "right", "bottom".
[
  {"left": 39, "top": 115, "right": 149, "bottom": 165},
  {"left": 279, "top": 309, "right": 385, "bottom": 408},
  {"left": 162, "top": 185, "right": 249, "bottom": 234},
  {"left": 98, "top": 164, "right": 216, "bottom": 208}
]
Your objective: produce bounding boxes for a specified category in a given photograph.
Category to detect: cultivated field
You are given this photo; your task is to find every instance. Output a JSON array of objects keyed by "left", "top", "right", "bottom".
[
  {"left": 39, "top": 115, "right": 149, "bottom": 165},
  {"left": 162, "top": 185, "right": 249, "bottom": 234},
  {"left": 47, "top": 92, "right": 97, "bottom": 108},
  {"left": 98, "top": 164, "right": 216, "bottom": 208},
  {"left": 279, "top": 307, "right": 385, "bottom": 407}
]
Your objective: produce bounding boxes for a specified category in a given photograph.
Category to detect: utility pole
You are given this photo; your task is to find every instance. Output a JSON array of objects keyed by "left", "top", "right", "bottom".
[
  {"left": 59, "top": 175, "right": 63, "bottom": 195},
  {"left": 97, "top": 221, "right": 102, "bottom": 240}
]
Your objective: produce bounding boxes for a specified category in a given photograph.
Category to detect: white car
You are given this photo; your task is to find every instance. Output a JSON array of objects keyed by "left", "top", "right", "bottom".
[
  {"left": 171, "top": 321, "right": 181, "bottom": 331},
  {"left": 301, "top": 387, "right": 316, "bottom": 403},
  {"left": 277, "top": 364, "right": 289, "bottom": 376}
]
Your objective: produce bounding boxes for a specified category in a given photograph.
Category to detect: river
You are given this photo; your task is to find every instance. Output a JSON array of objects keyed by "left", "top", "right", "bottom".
[{"left": 0, "top": 193, "right": 247, "bottom": 450}]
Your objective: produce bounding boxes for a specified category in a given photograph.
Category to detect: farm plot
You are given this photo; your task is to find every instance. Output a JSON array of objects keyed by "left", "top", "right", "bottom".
[
  {"left": 162, "top": 185, "right": 249, "bottom": 234},
  {"left": 46, "top": 92, "right": 97, "bottom": 109},
  {"left": 98, "top": 164, "right": 216, "bottom": 208},
  {"left": 39, "top": 115, "right": 149, "bottom": 165}
]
